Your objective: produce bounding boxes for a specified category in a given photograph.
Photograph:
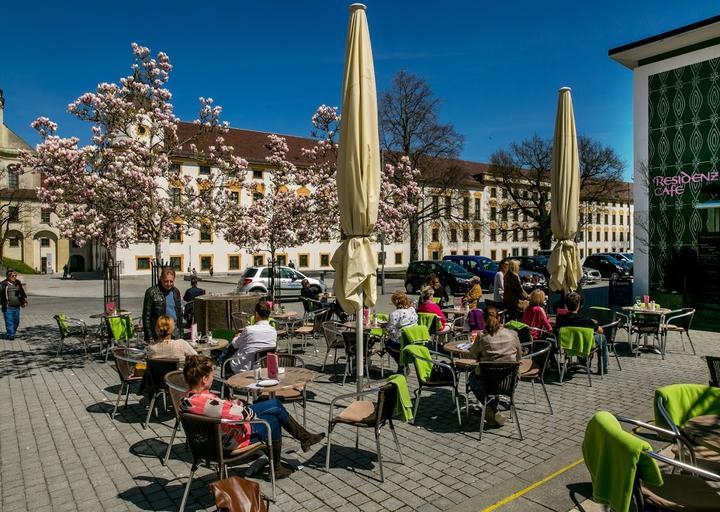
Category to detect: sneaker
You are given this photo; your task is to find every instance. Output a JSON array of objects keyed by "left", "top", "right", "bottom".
[{"left": 6, "top": 335, "right": 14, "bottom": 341}]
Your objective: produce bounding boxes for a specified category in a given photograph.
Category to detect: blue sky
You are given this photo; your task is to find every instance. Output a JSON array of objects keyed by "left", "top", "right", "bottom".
[{"left": 2, "top": 1, "right": 717, "bottom": 180}]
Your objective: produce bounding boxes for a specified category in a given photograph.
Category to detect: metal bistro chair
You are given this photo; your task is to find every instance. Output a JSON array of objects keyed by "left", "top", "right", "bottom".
[
  {"left": 631, "top": 311, "right": 663, "bottom": 357},
  {"left": 143, "top": 358, "right": 180, "bottom": 429},
  {"left": 557, "top": 326, "right": 600, "bottom": 387},
  {"left": 587, "top": 306, "right": 623, "bottom": 368},
  {"left": 231, "top": 312, "right": 250, "bottom": 332},
  {"left": 179, "top": 413, "right": 276, "bottom": 511},
  {"left": 256, "top": 354, "right": 308, "bottom": 427},
  {"left": 162, "top": 370, "right": 188, "bottom": 465},
  {"left": 476, "top": 361, "right": 523, "bottom": 441},
  {"left": 340, "top": 331, "right": 374, "bottom": 386},
  {"left": 221, "top": 346, "right": 277, "bottom": 399},
  {"left": 299, "top": 296, "right": 323, "bottom": 322},
  {"left": 111, "top": 347, "right": 146, "bottom": 419},
  {"left": 661, "top": 308, "right": 696, "bottom": 356},
  {"left": 293, "top": 307, "right": 332, "bottom": 355},
  {"left": 321, "top": 321, "right": 346, "bottom": 372},
  {"left": 325, "top": 383, "right": 404, "bottom": 482},
  {"left": 104, "top": 314, "right": 135, "bottom": 362},
  {"left": 53, "top": 314, "right": 89, "bottom": 356},
  {"left": 519, "top": 340, "right": 553, "bottom": 415}
]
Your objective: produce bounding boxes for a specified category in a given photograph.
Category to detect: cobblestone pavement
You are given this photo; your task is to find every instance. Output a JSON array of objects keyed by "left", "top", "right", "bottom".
[{"left": 0, "top": 285, "right": 715, "bottom": 511}]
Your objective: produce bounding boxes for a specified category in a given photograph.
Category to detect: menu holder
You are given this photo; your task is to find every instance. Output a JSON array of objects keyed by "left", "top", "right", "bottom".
[
  {"left": 267, "top": 353, "right": 278, "bottom": 379},
  {"left": 453, "top": 297, "right": 463, "bottom": 309}
]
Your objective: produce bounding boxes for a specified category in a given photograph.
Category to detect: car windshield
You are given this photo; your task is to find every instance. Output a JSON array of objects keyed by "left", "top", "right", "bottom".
[
  {"left": 604, "top": 255, "right": 621, "bottom": 265},
  {"left": 440, "top": 261, "right": 469, "bottom": 276},
  {"left": 623, "top": 253, "right": 634, "bottom": 261}
]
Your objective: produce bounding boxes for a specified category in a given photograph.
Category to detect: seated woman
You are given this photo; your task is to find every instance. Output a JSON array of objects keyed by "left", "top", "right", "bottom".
[
  {"left": 417, "top": 286, "right": 447, "bottom": 330},
  {"left": 424, "top": 273, "right": 449, "bottom": 306},
  {"left": 384, "top": 291, "right": 418, "bottom": 364},
  {"left": 468, "top": 305, "right": 522, "bottom": 428},
  {"left": 146, "top": 316, "right": 197, "bottom": 360},
  {"left": 522, "top": 289, "right": 553, "bottom": 339},
  {"left": 179, "top": 355, "right": 325, "bottom": 479},
  {"left": 462, "top": 276, "right": 483, "bottom": 309}
]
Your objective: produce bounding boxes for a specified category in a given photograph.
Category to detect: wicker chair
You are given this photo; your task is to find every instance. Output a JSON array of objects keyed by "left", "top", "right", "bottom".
[
  {"left": 143, "top": 358, "right": 180, "bottom": 429},
  {"left": 110, "top": 347, "right": 146, "bottom": 419},
  {"left": 519, "top": 340, "right": 553, "bottom": 415},
  {"left": 162, "top": 370, "right": 188, "bottom": 465}
]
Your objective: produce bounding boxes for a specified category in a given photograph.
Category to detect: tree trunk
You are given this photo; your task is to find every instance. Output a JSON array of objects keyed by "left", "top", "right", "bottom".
[
  {"left": 408, "top": 216, "right": 420, "bottom": 262},
  {"left": 539, "top": 223, "right": 553, "bottom": 250},
  {"left": 154, "top": 238, "right": 162, "bottom": 264}
]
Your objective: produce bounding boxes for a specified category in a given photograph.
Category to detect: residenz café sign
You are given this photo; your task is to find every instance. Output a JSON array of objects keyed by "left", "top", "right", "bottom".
[{"left": 653, "top": 170, "right": 719, "bottom": 197}]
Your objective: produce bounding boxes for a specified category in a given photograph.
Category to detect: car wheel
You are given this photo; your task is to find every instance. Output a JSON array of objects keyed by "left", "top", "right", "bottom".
[
  {"left": 610, "top": 272, "right": 619, "bottom": 281},
  {"left": 250, "top": 287, "right": 266, "bottom": 294},
  {"left": 405, "top": 282, "right": 414, "bottom": 294}
]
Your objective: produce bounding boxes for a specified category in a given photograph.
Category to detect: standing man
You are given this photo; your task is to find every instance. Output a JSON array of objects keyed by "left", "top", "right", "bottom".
[
  {"left": 183, "top": 276, "right": 206, "bottom": 325},
  {"left": 143, "top": 267, "right": 183, "bottom": 342},
  {"left": 1, "top": 269, "right": 28, "bottom": 340}
]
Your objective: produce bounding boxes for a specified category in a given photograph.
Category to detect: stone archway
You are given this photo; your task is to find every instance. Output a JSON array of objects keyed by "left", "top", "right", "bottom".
[{"left": 68, "top": 254, "right": 85, "bottom": 272}]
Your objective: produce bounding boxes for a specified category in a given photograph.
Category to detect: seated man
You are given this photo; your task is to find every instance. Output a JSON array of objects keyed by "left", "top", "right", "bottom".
[
  {"left": 554, "top": 291, "right": 609, "bottom": 375},
  {"left": 228, "top": 301, "right": 277, "bottom": 374},
  {"left": 300, "top": 279, "right": 323, "bottom": 302}
]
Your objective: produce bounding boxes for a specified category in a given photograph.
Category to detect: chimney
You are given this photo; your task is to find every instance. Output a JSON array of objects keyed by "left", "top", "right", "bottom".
[{"left": 0, "top": 90, "right": 6, "bottom": 149}]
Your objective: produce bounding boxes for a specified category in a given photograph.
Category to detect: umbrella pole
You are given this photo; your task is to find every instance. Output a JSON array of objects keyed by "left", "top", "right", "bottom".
[{"left": 356, "top": 291, "right": 364, "bottom": 393}]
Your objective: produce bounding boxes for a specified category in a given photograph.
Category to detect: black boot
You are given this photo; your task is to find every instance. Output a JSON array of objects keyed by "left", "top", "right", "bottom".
[
  {"left": 283, "top": 415, "right": 325, "bottom": 452},
  {"left": 271, "top": 441, "right": 292, "bottom": 479}
]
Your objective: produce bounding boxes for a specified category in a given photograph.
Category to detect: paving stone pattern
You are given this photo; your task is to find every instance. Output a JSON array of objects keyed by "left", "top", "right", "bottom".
[{"left": 0, "top": 296, "right": 715, "bottom": 511}]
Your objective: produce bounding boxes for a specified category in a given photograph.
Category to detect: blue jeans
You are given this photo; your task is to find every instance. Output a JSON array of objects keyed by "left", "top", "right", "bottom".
[
  {"left": 3, "top": 306, "right": 20, "bottom": 338},
  {"left": 249, "top": 399, "right": 289, "bottom": 443},
  {"left": 468, "top": 372, "right": 489, "bottom": 404},
  {"left": 595, "top": 333, "right": 609, "bottom": 371}
]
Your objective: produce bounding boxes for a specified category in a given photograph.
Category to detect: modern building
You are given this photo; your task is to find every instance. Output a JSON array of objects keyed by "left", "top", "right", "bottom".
[
  {"left": 0, "top": 91, "right": 92, "bottom": 274},
  {"left": 610, "top": 15, "right": 720, "bottom": 329}
]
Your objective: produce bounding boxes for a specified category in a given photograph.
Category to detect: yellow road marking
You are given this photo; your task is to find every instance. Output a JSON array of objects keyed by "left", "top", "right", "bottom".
[{"left": 482, "top": 458, "right": 584, "bottom": 512}]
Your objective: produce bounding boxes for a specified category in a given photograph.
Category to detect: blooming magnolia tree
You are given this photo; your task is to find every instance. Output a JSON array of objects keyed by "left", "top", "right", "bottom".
[{"left": 21, "top": 43, "right": 247, "bottom": 264}]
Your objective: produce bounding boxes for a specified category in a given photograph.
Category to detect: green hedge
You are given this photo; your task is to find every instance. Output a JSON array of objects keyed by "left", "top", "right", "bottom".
[{"left": 2, "top": 258, "right": 37, "bottom": 275}]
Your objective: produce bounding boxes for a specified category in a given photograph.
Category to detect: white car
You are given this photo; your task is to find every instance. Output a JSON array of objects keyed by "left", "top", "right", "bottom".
[
  {"left": 582, "top": 267, "right": 601, "bottom": 284},
  {"left": 236, "top": 266, "right": 327, "bottom": 298}
]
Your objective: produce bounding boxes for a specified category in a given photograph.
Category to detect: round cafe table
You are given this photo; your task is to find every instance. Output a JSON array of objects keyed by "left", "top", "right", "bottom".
[
  {"left": 226, "top": 367, "right": 320, "bottom": 399},
  {"left": 192, "top": 338, "right": 229, "bottom": 354},
  {"left": 444, "top": 340, "right": 476, "bottom": 370},
  {"left": 442, "top": 308, "right": 467, "bottom": 319},
  {"left": 270, "top": 310, "right": 299, "bottom": 321},
  {"left": 342, "top": 321, "right": 382, "bottom": 330},
  {"left": 685, "top": 415, "right": 720, "bottom": 453}
]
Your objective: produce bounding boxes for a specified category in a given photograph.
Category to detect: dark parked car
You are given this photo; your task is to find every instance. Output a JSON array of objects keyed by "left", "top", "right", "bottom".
[
  {"left": 443, "top": 255, "right": 498, "bottom": 291},
  {"left": 583, "top": 254, "right": 633, "bottom": 280},
  {"left": 497, "top": 255, "right": 549, "bottom": 290},
  {"left": 405, "top": 260, "right": 474, "bottom": 297}
]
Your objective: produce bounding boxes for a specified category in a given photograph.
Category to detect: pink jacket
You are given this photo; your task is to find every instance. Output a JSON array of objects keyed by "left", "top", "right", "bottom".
[
  {"left": 417, "top": 300, "right": 447, "bottom": 329},
  {"left": 522, "top": 305, "right": 553, "bottom": 339}
]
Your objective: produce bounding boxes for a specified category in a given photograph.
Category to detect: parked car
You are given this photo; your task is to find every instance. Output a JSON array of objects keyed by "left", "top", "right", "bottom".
[
  {"left": 582, "top": 254, "right": 633, "bottom": 280},
  {"left": 404, "top": 260, "right": 474, "bottom": 297},
  {"left": 581, "top": 267, "right": 601, "bottom": 285},
  {"left": 236, "top": 266, "right": 326, "bottom": 298},
  {"left": 442, "top": 255, "right": 498, "bottom": 291},
  {"left": 499, "top": 255, "right": 551, "bottom": 279},
  {"left": 601, "top": 252, "right": 633, "bottom": 264},
  {"left": 621, "top": 253, "right": 634, "bottom": 262}
]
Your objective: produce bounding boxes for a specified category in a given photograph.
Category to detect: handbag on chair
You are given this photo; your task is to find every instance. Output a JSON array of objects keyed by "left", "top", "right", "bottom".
[{"left": 210, "top": 476, "right": 269, "bottom": 512}]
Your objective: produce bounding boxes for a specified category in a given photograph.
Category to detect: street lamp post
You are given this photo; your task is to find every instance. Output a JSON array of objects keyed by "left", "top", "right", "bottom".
[{"left": 379, "top": 233, "right": 386, "bottom": 296}]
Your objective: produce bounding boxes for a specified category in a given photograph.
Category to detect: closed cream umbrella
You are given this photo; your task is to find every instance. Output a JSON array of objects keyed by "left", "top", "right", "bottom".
[
  {"left": 548, "top": 87, "right": 582, "bottom": 292},
  {"left": 330, "top": 3, "right": 380, "bottom": 391}
]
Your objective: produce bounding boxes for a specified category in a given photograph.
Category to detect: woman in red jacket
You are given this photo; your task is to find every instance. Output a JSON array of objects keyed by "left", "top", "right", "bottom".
[{"left": 417, "top": 285, "right": 447, "bottom": 329}]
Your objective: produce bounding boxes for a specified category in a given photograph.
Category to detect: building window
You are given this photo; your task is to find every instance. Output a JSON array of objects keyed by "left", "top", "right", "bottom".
[
  {"left": 170, "top": 224, "right": 183, "bottom": 243},
  {"left": 501, "top": 231, "right": 507, "bottom": 242},
  {"left": 612, "top": 232, "right": 616, "bottom": 242},
  {"left": 580, "top": 248, "right": 584, "bottom": 258},
  {"left": 502, "top": 249, "right": 508, "bottom": 258},
  {"left": 199, "top": 165, "right": 210, "bottom": 175},
  {"left": 169, "top": 256, "right": 183, "bottom": 271},
  {"left": 8, "top": 168, "right": 19, "bottom": 190},
  {"left": 9, "top": 207, "right": 19, "bottom": 222},
  {"left": 522, "top": 229, "right": 528, "bottom": 241},
  {"left": 513, "top": 210, "right": 518, "bottom": 222},
  {"left": 462, "top": 197, "right": 470, "bottom": 220},
  {"left": 490, "top": 187, "right": 497, "bottom": 198},
  {"left": 513, "top": 228, "right": 519, "bottom": 241},
  {"left": 490, "top": 207, "right": 497, "bottom": 221},
  {"left": 620, "top": 232, "right": 624, "bottom": 242},
  {"left": 275, "top": 254, "right": 287, "bottom": 267},
  {"left": 445, "top": 196, "right": 452, "bottom": 219},
  {"left": 41, "top": 209, "right": 51, "bottom": 223},
  {"left": 474, "top": 229, "right": 481, "bottom": 242},
  {"left": 9, "top": 238, "right": 19, "bottom": 247},
  {"left": 578, "top": 230, "right": 584, "bottom": 241},
  {"left": 431, "top": 251, "right": 440, "bottom": 260},
  {"left": 521, "top": 248, "right": 528, "bottom": 256},
  {"left": 228, "top": 255, "right": 240, "bottom": 271},
  {"left": 502, "top": 209, "right": 508, "bottom": 222},
  {"left": 432, "top": 196, "right": 439, "bottom": 217},
  {"left": 588, "top": 231, "right": 593, "bottom": 242},
  {"left": 620, "top": 214, "right": 624, "bottom": 225},
  {"left": 229, "top": 191, "right": 240, "bottom": 204},
  {"left": 253, "top": 192, "right": 263, "bottom": 202},
  {"left": 490, "top": 229, "right": 497, "bottom": 242},
  {"left": 394, "top": 252, "right": 402, "bottom": 265},
  {"left": 40, "top": 238, "right": 50, "bottom": 247},
  {"left": 136, "top": 257, "right": 151, "bottom": 270},
  {"left": 450, "top": 229, "right": 458, "bottom": 242},
  {"left": 320, "top": 254, "right": 330, "bottom": 267},
  {"left": 474, "top": 198, "right": 481, "bottom": 220},
  {"left": 171, "top": 163, "right": 181, "bottom": 173},
  {"left": 200, "top": 224, "right": 212, "bottom": 242},
  {"left": 604, "top": 231, "right": 609, "bottom": 241},
  {"left": 253, "top": 254, "right": 265, "bottom": 266},
  {"left": 252, "top": 169, "right": 263, "bottom": 180},
  {"left": 298, "top": 254, "right": 309, "bottom": 267},
  {"left": 170, "top": 187, "right": 181, "bottom": 208},
  {"left": 462, "top": 229, "right": 469, "bottom": 242},
  {"left": 450, "top": 250, "right": 457, "bottom": 256},
  {"left": 604, "top": 214, "right": 609, "bottom": 224},
  {"left": 200, "top": 255, "right": 213, "bottom": 271},
  {"left": 612, "top": 214, "right": 617, "bottom": 225},
  {"left": 431, "top": 228, "right": 439, "bottom": 242},
  {"left": 474, "top": 250, "right": 480, "bottom": 256}
]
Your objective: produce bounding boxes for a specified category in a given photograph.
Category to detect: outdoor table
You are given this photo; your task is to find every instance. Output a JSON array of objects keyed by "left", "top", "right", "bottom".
[
  {"left": 621, "top": 305, "right": 672, "bottom": 354},
  {"left": 270, "top": 310, "right": 299, "bottom": 321},
  {"left": 684, "top": 415, "right": 720, "bottom": 453},
  {"left": 442, "top": 308, "right": 467, "bottom": 319},
  {"left": 226, "top": 367, "right": 320, "bottom": 399},
  {"left": 341, "top": 321, "right": 382, "bottom": 330},
  {"left": 192, "top": 338, "right": 229, "bottom": 354}
]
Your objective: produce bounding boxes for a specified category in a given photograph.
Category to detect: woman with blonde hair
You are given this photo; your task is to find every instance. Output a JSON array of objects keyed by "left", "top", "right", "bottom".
[
  {"left": 384, "top": 291, "right": 418, "bottom": 364},
  {"left": 502, "top": 259, "right": 528, "bottom": 320},
  {"left": 417, "top": 285, "right": 447, "bottom": 329},
  {"left": 521, "top": 289, "right": 553, "bottom": 339},
  {"left": 146, "top": 316, "right": 197, "bottom": 360}
]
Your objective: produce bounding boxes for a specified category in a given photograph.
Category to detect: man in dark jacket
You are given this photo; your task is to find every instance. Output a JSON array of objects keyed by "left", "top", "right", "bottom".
[
  {"left": 0, "top": 268, "right": 28, "bottom": 340},
  {"left": 143, "top": 267, "right": 183, "bottom": 341},
  {"left": 183, "top": 276, "right": 205, "bottom": 325}
]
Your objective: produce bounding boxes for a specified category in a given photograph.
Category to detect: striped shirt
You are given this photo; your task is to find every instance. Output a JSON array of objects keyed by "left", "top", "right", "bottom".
[{"left": 179, "top": 390, "right": 255, "bottom": 449}]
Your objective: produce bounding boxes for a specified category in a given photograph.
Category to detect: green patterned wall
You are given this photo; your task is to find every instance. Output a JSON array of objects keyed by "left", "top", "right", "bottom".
[{"left": 648, "top": 56, "right": 720, "bottom": 291}]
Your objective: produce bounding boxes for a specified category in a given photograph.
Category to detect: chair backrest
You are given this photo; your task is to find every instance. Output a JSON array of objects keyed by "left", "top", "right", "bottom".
[
  {"left": 112, "top": 347, "right": 145, "bottom": 381},
  {"left": 252, "top": 346, "right": 276, "bottom": 365},
  {"left": 706, "top": 356, "right": 720, "bottom": 387},
  {"left": 299, "top": 296, "right": 312, "bottom": 314},
  {"left": 342, "top": 331, "right": 370, "bottom": 358},
  {"left": 164, "top": 370, "right": 188, "bottom": 420},
  {"left": 258, "top": 353, "right": 303, "bottom": 368},
  {"left": 417, "top": 312, "right": 439, "bottom": 335},
  {"left": 375, "top": 383, "right": 398, "bottom": 426},
  {"left": 313, "top": 308, "right": 333, "bottom": 332},
  {"left": 587, "top": 306, "right": 615, "bottom": 326},
  {"left": 145, "top": 358, "right": 180, "bottom": 395},
  {"left": 477, "top": 361, "right": 521, "bottom": 396},
  {"left": 54, "top": 314, "right": 69, "bottom": 338},
  {"left": 558, "top": 326, "right": 595, "bottom": 356},
  {"left": 180, "top": 412, "right": 225, "bottom": 465},
  {"left": 632, "top": 312, "right": 662, "bottom": 332},
  {"left": 322, "top": 321, "right": 341, "bottom": 348},
  {"left": 400, "top": 324, "right": 430, "bottom": 347},
  {"left": 106, "top": 315, "right": 134, "bottom": 342},
  {"left": 231, "top": 312, "right": 248, "bottom": 331},
  {"left": 667, "top": 308, "right": 695, "bottom": 331}
]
